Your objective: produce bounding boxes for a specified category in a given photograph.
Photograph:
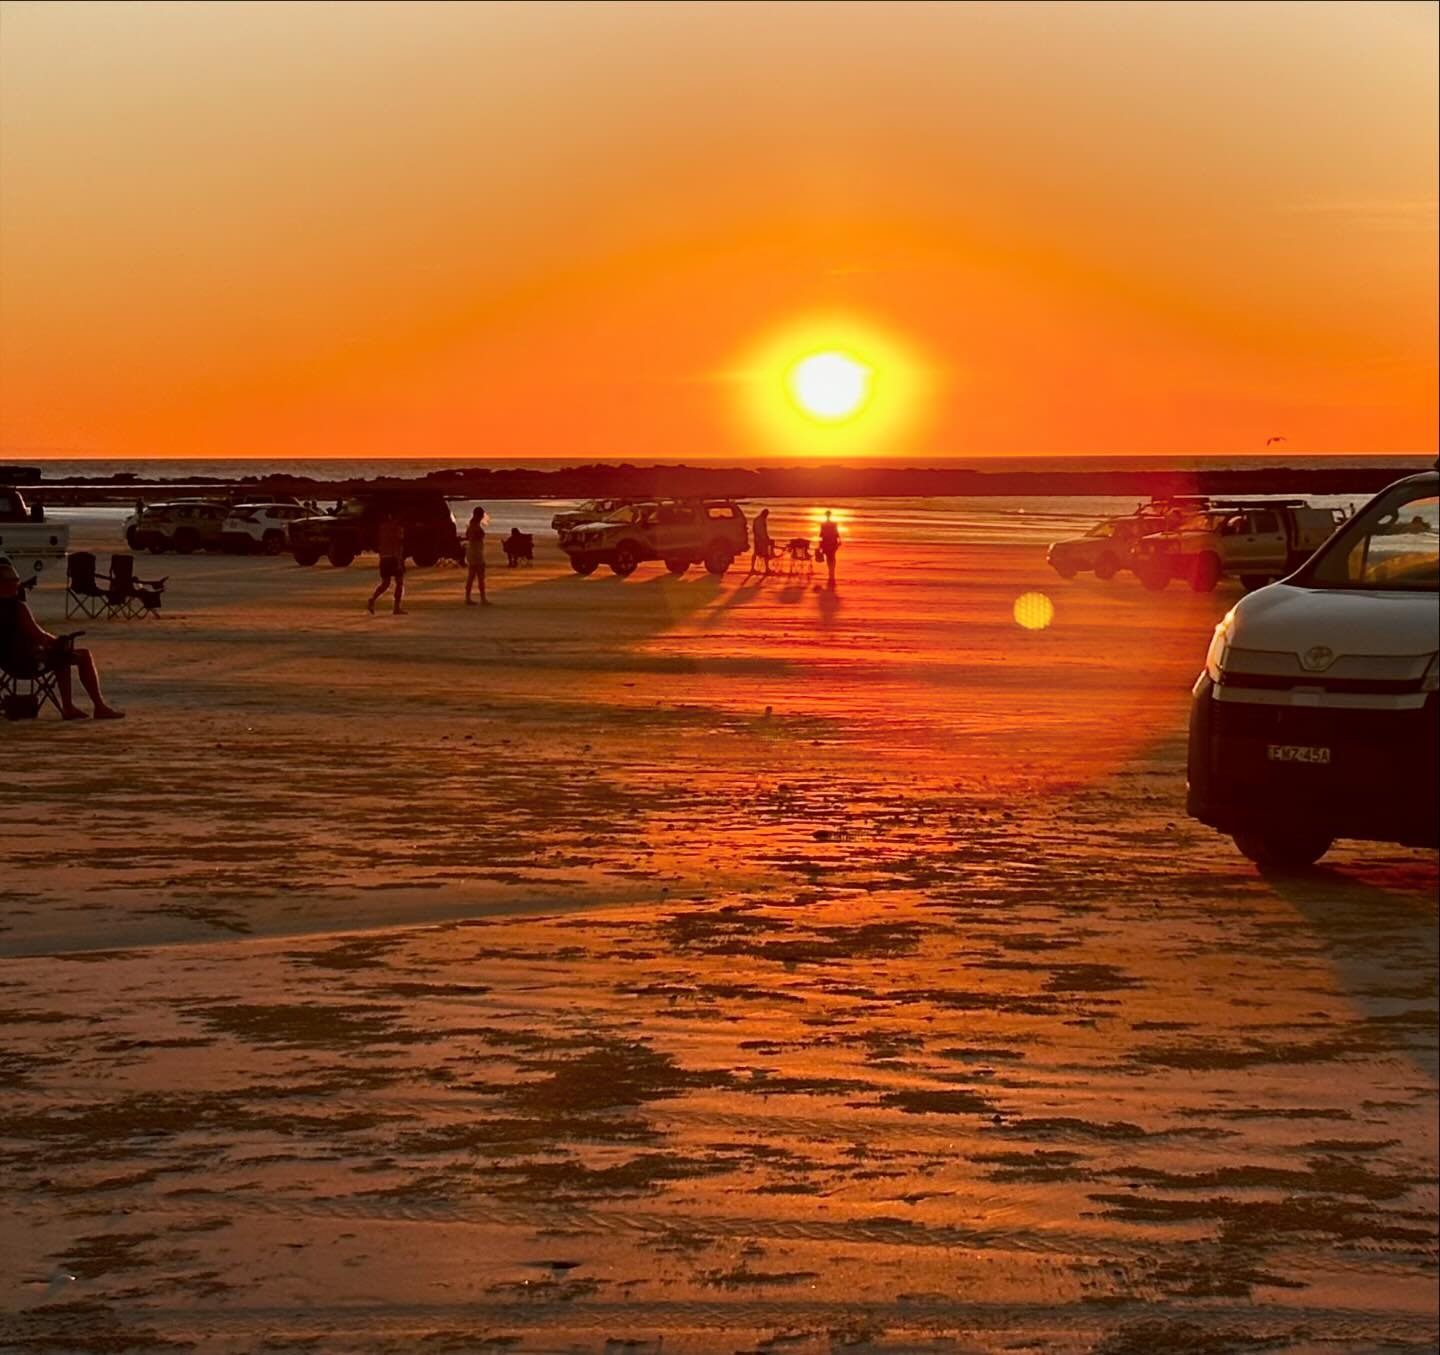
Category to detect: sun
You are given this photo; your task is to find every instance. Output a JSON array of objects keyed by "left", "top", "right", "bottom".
[
  {"left": 732, "top": 314, "right": 933, "bottom": 457},
  {"left": 787, "top": 351, "right": 873, "bottom": 421}
]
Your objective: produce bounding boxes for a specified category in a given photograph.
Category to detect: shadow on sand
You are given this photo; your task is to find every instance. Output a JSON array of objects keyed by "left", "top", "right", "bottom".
[{"left": 1258, "top": 860, "right": 1438, "bottom": 1081}]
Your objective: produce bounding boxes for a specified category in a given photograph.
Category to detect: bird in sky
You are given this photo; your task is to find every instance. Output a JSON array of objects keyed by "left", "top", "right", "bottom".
[{"left": 1265, "top": 435, "right": 1287, "bottom": 446}]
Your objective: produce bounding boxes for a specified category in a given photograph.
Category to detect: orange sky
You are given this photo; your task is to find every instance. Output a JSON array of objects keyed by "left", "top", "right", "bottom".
[{"left": 1, "top": 0, "right": 1435, "bottom": 460}]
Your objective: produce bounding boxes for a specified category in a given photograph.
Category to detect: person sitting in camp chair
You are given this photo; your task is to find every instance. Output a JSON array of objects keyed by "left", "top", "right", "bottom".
[
  {"left": 1, "top": 559, "right": 124, "bottom": 720},
  {"left": 503, "top": 528, "right": 534, "bottom": 567}
]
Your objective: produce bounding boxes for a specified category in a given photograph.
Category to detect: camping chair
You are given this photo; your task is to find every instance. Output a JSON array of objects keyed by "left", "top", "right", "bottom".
[
  {"left": 783, "top": 538, "right": 815, "bottom": 579},
  {"left": 0, "top": 635, "right": 78, "bottom": 721},
  {"left": 108, "top": 554, "right": 166, "bottom": 618},
  {"left": 65, "top": 552, "right": 113, "bottom": 619}
]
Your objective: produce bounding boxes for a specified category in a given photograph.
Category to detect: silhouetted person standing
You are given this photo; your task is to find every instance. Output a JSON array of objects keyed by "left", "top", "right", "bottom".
[
  {"left": 818, "top": 511, "right": 841, "bottom": 587},
  {"left": 464, "top": 506, "right": 490, "bottom": 606},
  {"left": 368, "top": 512, "right": 406, "bottom": 615},
  {"left": 748, "top": 508, "right": 774, "bottom": 577}
]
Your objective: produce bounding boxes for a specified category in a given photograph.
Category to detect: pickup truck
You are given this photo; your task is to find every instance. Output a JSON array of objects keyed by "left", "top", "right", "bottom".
[
  {"left": 0, "top": 486, "right": 69, "bottom": 586},
  {"left": 1132, "top": 500, "right": 1343, "bottom": 593},
  {"left": 1187, "top": 469, "right": 1438, "bottom": 867},
  {"left": 1047, "top": 496, "right": 1210, "bottom": 581}
]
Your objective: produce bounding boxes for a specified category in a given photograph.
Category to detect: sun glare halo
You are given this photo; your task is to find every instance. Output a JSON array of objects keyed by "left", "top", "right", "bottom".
[{"left": 734, "top": 314, "right": 934, "bottom": 458}]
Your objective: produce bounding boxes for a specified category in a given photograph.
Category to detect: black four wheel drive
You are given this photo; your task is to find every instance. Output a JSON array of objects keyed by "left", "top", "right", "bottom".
[{"left": 288, "top": 492, "right": 463, "bottom": 568}]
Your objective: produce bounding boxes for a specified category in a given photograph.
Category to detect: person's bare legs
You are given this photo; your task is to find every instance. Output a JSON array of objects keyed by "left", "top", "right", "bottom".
[
  {"left": 55, "top": 661, "right": 84, "bottom": 719},
  {"left": 465, "top": 565, "right": 488, "bottom": 604},
  {"left": 76, "top": 648, "right": 124, "bottom": 717},
  {"left": 60, "top": 647, "right": 123, "bottom": 719},
  {"left": 367, "top": 578, "right": 390, "bottom": 613},
  {"left": 392, "top": 572, "right": 405, "bottom": 614}
]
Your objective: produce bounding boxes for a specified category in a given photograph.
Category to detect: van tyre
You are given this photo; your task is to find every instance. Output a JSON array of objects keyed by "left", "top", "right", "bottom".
[
  {"left": 704, "top": 542, "right": 735, "bottom": 576},
  {"left": 293, "top": 547, "right": 321, "bottom": 567},
  {"left": 665, "top": 558, "right": 690, "bottom": 576},
  {"left": 126, "top": 527, "right": 143, "bottom": 551},
  {"left": 611, "top": 542, "right": 641, "bottom": 577},
  {"left": 1232, "top": 827, "right": 1334, "bottom": 870},
  {"left": 570, "top": 555, "right": 599, "bottom": 576},
  {"left": 1094, "top": 552, "right": 1119, "bottom": 581},
  {"left": 174, "top": 529, "right": 199, "bottom": 554},
  {"left": 262, "top": 530, "right": 286, "bottom": 555},
  {"left": 328, "top": 545, "right": 356, "bottom": 568},
  {"left": 411, "top": 545, "right": 440, "bottom": 568},
  {"left": 1191, "top": 553, "right": 1222, "bottom": 592},
  {"left": 1051, "top": 559, "right": 1078, "bottom": 580}
]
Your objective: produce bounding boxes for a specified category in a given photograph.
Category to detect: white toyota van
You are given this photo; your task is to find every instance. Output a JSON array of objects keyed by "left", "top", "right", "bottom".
[{"left": 1187, "top": 469, "right": 1438, "bottom": 867}]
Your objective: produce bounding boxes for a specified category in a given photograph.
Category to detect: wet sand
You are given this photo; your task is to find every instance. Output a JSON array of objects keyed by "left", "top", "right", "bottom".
[{"left": 2, "top": 518, "right": 1435, "bottom": 1354}]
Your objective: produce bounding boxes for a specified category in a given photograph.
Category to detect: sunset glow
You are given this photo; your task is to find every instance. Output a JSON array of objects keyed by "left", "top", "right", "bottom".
[
  {"left": 739, "top": 316, "right": 932, "bottom": 457},
  {"left": 0, "top": 2, "right": 1435, "bottom": 458}
]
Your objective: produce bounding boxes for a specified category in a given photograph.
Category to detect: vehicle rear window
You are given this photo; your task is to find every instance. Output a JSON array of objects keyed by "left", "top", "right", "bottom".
[{"left": 706, "top": 505, "right": 737, "bottom": 519}]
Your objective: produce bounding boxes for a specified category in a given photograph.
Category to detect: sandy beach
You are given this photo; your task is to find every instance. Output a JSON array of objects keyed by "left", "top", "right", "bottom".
[{"left": 2, "top": 512, "right": 1435, "bottom": 1354}]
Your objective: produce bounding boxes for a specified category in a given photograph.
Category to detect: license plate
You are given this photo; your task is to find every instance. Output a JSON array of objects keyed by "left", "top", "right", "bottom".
[{"left": 1267, "top": 744, "right": 1332, "bottom": 765}]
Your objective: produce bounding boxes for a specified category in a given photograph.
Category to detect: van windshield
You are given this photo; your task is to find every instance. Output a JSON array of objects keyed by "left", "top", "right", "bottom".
[{"left": 1296, "top": 484, "right": 1438, "bottom": 592}]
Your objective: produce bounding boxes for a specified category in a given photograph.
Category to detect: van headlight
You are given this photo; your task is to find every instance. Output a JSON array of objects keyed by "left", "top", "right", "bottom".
[
  {"left": 1423, "top": 654, "right": 1439, "bottom": 693},
  {"left": 1204, "top": 612, "right": 1235, "bottom": 684}
]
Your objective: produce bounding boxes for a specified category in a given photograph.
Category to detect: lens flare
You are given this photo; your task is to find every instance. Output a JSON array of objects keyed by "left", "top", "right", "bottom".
[{"left": 1013, "top": 592, "right": 1055, "bottom": 631}]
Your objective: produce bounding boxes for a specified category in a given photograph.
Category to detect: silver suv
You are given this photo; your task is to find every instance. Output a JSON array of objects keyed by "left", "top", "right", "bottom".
[{"left": 557, "top": 498, "right": 749, "bottom": 577}]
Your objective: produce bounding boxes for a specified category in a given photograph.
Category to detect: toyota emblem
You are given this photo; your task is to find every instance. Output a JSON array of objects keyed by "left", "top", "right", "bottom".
[{"left": 1299, "top": 645, "right": 1336, "bottom": 672}]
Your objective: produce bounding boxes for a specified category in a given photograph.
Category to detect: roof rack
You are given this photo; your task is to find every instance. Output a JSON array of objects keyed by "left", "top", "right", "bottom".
[{"left": 1207, "top": 499, "right": 1312, "bottom": 510}]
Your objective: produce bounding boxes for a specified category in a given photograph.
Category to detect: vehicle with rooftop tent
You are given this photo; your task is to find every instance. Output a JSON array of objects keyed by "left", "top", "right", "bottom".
[{"left": 1187, "top": 468, "right": 1438, "bottom": 866}]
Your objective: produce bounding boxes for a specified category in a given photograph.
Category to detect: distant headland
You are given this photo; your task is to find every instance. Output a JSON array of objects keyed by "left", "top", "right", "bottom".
[{"left": 5, "top": 460, "right": 1429, "bottom": 506}]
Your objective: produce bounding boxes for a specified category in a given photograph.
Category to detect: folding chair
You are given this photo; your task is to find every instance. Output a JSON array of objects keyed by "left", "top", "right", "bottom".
[
  {"left": 0, "top": 640, "right": 70, "bottom": 720},
  {"left": 65, "top": 552, "right": 113, "bottom": 619},
  {"left": 108, "top": 554, "right": 166, "bottom": 618}
]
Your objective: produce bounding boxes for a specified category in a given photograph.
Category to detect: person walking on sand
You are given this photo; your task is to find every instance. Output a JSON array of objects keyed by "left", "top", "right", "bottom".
[
  {"left": 367, "top": 512, "right": 406, "bottom": 615},
  {"left": 817, "top": 510, "right": 841, "bottom": 587},
  {"left": 464, "top": 506, "right": 491, "bottom": 606},
  {"left": 747, "top": 508, "right": 775, "bottom": 577},
  {"left": 0, "top": 559, "right": 125, "bottom": 719}
]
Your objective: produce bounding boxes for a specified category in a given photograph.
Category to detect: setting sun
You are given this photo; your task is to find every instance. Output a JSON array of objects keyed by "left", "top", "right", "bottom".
[
  {"left": 736, "top": 315, "right": 933, "bottom": 457},
  {"left": 787, "top": 351, "right": 872, "bottom": 422}
]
